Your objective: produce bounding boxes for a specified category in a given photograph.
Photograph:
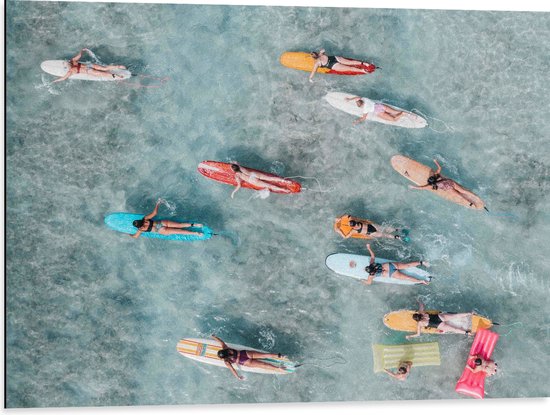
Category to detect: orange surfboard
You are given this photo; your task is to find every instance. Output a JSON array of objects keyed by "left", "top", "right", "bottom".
[
  {"left": 391, "top": 155, "right": 486, "bottom": 210},
  {"left": 334, "top": 214, "right": 374, "bottom": 239}
]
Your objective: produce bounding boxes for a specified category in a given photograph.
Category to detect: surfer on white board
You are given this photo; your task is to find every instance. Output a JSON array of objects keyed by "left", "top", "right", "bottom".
[
  {"left": 52, "top": 48, "right": 127, "bottom": 83},
  {"left": 406, "top": 301, "right": 474, "bottom": 339},
  {"left": 211, "top": 335, "right": 289, "bottom": 379},
  {"left": 363, "top": 244, "right": 430, "bottom": 285},
  {"left": 345, "top": 96, "right": 404, "bottom": 124},
  {"left": 408, "top": 159, "right": 483, "bottom": 208},
  {"left": 230, "top": 163, "right": 291, "bottom": 198},
  {"left": 308, "top": 49, "right": 375, "bottom": 82}
]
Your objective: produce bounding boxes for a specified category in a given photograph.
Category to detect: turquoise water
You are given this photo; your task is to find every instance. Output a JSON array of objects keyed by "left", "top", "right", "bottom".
[{"left": 6, "top": 1, "right": 550, "bottom": 408}]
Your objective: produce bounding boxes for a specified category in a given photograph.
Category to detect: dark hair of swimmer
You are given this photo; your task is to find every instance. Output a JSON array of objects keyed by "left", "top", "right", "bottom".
[
  {"left": 217, "top": 348, "right": 235, "bottom": 360},
  {"left": 349, "top": 220, "right": 357, "bottom": 227},
  {"left": 133, "top": 219, "right": 144, "bottom": 229},
  {"left": 474, "top": 358, "right": 483, "bottom": 366},
  {"left": 398, "top": 366, "right": 408, "bottom": 374},
  {"left": 230, "top": 164, "right": 241, "bottom": 173},
  {"left": 412, "top": 313, "right": 424, "bottom": 322},
  {"left": 427, "top": 175, "right": 438, "bottom": 185},
  {"left": 310, "top": 52, "right": 320, "bottom": 59},
  {"left": 356, "top": 99, "right": 364, "bottom": 107}
]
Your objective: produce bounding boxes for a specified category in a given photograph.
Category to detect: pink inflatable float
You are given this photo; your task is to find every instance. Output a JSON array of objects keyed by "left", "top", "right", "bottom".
[{"left": 455, "top": 328, "right": 499, "bottom": 399}]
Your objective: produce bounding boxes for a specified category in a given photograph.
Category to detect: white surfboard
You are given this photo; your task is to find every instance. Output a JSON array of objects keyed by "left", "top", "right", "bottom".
[
  {"left": 325, "top": 253, "right": 431, "bottom": 285},
  {"left": 324, "top": 92, "right": 427, "bottom": 128},
  {"left": 176, "top": 338, "right": 297, "bottom": 375},
  {"left": 40, "top": 60, "right": 131, "bottom": 81}
]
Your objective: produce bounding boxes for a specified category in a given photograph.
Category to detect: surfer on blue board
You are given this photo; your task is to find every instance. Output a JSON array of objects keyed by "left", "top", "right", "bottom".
[
  {"left": 52, "top": 48, "right": 127, "bottom": 83},
  {"left": 131, "top": 201, "right": 204, "bottom": 239}
]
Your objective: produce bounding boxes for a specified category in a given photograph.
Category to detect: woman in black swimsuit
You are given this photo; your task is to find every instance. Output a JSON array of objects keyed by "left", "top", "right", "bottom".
[
  {"left": 211, "top": 335, "right": 289, "bottom": 380},
  {"left": 131, "top": 200, "right": 204, "bottom": 239},
  {"left": 406, "top": 301, "right": 473, "bottom": 339},
  {"left": 308, "top": 49, "right": 375, "bottom": 82}
]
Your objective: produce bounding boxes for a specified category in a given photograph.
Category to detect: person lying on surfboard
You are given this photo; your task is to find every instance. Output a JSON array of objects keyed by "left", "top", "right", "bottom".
[
  {"left": 131, "top": 201, "right": 204, "bottom": 239},
  {"left": 344, "top": 96, "right": 405, "bottom": 124},
  {"left": 363, "top": 244, "right": 430, "bottom": 285},
  {"left": 308, "top": 49, "right": 375, "bottom": 82},
  {"left": 408, "top": 159, "right": 483, "bottom": 208},
  {"left": 211, "top": 335, "right": 288, "bottom": 380},
  {"left": 230, "top": 163, "right": 291, "bottom": 198},
  {"left": 406, "top": 301, "right": 473, "bottom": 339},
  {"left": 384, "top": 361, "right": 413, "bottom": 381},
  {"left": 52, "top": 48, "right": 127, "bottom": 83},
  {"left": 335, "top": 215, "right": 404, "bottom": 240},
  {"left": 467, "top": 354, "right": 498, "bottom": 376}
]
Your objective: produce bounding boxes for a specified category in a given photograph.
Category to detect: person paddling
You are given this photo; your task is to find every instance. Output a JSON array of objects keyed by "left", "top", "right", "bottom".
[{"left": 52, "top": 48, "right": 127, "bottom": 83}]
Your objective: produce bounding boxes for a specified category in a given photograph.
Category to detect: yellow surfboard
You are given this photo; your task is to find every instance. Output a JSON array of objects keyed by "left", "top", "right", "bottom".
[
  {"left": 383, "top": 310, "right": 493, "bottom": 334},
  {"left": 372, "top": 342, "right": 440, "bottom": 373},
  {"left": 390, "top": 155, "right": 486, "bottom": 210},
  {"left": 280, "top": 52, "right": 331, "bottom": 73}
]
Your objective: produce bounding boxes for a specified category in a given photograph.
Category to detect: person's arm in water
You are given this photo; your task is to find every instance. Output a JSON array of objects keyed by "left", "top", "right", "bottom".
[
  {"left": 433, "top": 159, "right": 442, "bottom": 175},
  {"left": 211, "top": 335, "right": 230, "bottom": 350},
  {"left": 144, "top": 201, "right": 161, "bottom": 220},
  {"left": 417, "top": 300, "right": 425, "bottom": 313},
  {"left": 52, "top": 71, "right": 73, "bottom": 83},
  {"left": 366, "top": 243, "right": 376, "bottom": 264},
  {"left": 131, "top": 229, "right": 142, "bottom": 239},
  {"left": 231, "top": 176, "right": 242, "bottom": 199},
  {"left": 224, "top": 360, "right": 244, "bottom": 380},
  {"left": 361, "top": 275, "right": 375, "bottom": 285},
  {"left": 384, "top": 369, "right": 406, "bottom": 380},
  {"left": 308, "top": 61, "right": 320, "bottom": 83},
  {"left": 353, "top": 113, "right": 369, "bottom": 125},
  {"left": 406, "top": 323, "right": 422, "bottom": 339}
]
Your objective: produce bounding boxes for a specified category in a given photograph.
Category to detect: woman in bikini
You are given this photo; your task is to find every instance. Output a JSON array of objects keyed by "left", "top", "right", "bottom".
[
  {"left": 362, "top": 243, "right": 430, "bottom": 285},
  {"left": 384, "top": 361, "right": 413, "bottom": 381},
  {"left": 212, "top": 335, "right": 288, "bottom": 380},
  {"left": 406, "top": 301, "right": 473, "bottom": 339},
  {"left": 467, "top": 355, "right": 498, "bottom": 376},
  {"left": 52, "top": 48, "right": 127, "bottom": 83},
  {"left": 408, "top": 159, "right": 482, "bottom": 208},
  {"left": 308, "top": 49, "right": 375, "bottom": 82},
  {"left": 230, "top": 163, "right": 291, "bottom": 198},
  {"left": 345, "top": 96, "right": 404, "bottom": 125},
  {"left": 131, "top": 201, "right": 204, "bottom": 239},
  {"left": 335, "top": 215, "right": 402, "bottom": 240}
]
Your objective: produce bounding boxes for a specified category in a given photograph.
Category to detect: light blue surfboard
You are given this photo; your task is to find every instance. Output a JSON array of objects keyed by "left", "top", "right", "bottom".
[{"left": 104, "top": 212, "right": 213, "bottom": 241}]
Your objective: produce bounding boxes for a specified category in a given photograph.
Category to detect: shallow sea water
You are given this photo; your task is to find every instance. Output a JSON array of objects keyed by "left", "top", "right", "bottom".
[{"left": 6, "top": 0, "right": 550, "bottom": 407}]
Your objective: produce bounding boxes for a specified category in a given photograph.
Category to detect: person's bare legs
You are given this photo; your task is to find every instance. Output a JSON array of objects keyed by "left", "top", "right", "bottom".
[
  {"left": 440, "top": 312, "right": 472, "bottom": 320},
  {"left": 332, "top": 63, "right": 368, "bottom": 74},
  {"left": 450, "top": 185, "right": 481, "bottom": 207},
  {"left": 85, "top": 68, "right": 124, "bottom": 79},
  {"left": 377, "top": 107, "right": 404, "bottom": 122},
  {"left": 91, "top": 63, "right": 126, "bottom": 71},
  {"left": 390, "top": 270, "right": 429, "bottom": 285},
  {"left": 437, "top": 322, "right": 469, "bottom": 334},
  {"left": 160, "top": 220, "right": 203, "bottom": 229},
  {"left": 369, "top": 231, "right": 396, "bottom": 239}
]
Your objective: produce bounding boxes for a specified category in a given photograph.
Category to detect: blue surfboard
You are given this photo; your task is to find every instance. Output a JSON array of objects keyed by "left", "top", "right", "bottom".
[{"left": 104, "top": 213, "right": 213, "bottom": 241}]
